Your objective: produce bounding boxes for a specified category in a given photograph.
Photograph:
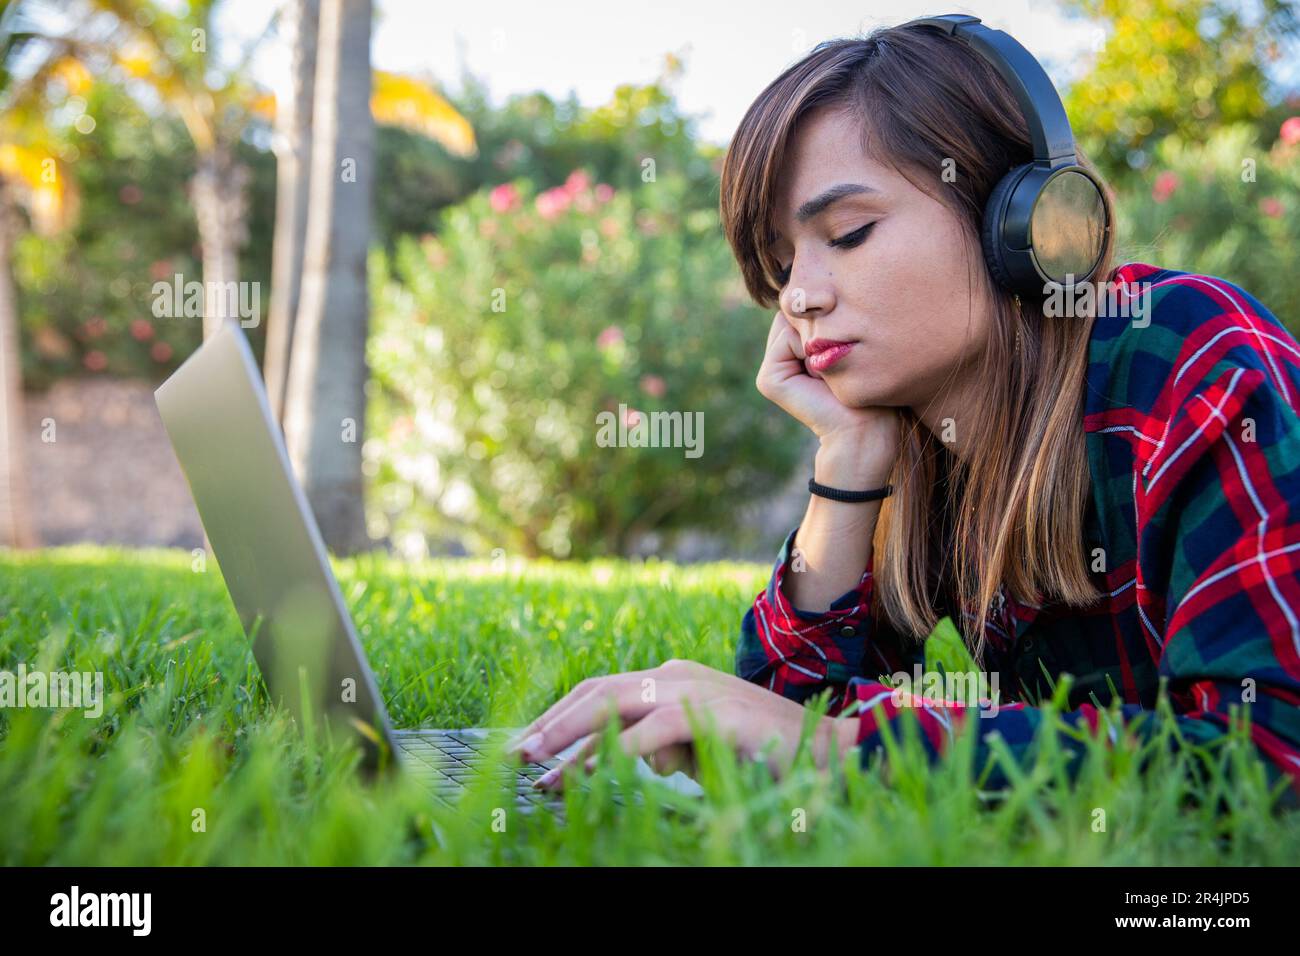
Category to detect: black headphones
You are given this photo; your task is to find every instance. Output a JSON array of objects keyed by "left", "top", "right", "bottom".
[{"left": 905, "top": 14, "right": 1112, "bottom": 297}]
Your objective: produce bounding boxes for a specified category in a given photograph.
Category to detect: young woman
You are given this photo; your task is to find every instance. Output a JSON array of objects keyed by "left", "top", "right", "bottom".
[{"left": 508, "top": 19, "right": 1300, "bottom": 807}]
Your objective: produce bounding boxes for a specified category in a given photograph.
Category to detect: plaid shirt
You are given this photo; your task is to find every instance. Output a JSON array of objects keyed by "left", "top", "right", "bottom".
[{"left": 736, "top": 262, "right": 1300, "bottom": 809}]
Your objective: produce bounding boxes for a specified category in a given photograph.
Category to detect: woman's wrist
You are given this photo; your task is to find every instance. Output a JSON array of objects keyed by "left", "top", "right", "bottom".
[{"left": 814, "top": 435, "right": 894, "bottom": 490}]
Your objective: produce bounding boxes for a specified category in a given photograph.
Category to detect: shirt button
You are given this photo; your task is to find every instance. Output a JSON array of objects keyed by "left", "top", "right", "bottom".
[{"left": 839, "top": 625, "right": 856, "bottom": 638}]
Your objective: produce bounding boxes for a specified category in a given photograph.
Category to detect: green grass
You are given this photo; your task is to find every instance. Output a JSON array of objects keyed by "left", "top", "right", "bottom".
[{"left": 1, "top": 546, "right": 1297, "bottom": 865}]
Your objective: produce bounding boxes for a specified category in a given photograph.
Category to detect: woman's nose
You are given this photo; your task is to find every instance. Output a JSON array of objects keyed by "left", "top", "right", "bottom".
[{"left": 781, "top": 277, "right": 833, "bottom": 319}]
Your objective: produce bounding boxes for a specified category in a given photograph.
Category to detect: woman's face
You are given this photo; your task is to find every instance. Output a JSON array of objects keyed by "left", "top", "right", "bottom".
[{"left": 770, "top": 107, "right": 996, "bottom": 418}]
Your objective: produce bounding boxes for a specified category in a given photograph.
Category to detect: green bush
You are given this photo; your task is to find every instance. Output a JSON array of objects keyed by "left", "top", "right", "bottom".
[
  {"left": 367, "top": 169, "right": 805, "bottom": 559},
  {"left": 1113, "top": 121, "right": 1300, "bottom": 336}
]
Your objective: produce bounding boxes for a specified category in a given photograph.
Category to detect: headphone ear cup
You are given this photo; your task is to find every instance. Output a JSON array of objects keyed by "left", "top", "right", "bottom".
[{"left": 980, "top": 164, "right": 1032, "bottom": 295}]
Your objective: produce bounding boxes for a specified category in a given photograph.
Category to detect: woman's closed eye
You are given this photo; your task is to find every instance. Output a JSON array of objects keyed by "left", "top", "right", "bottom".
[{"left": 774, "top": 222, "right": 876, "bottom": 286}]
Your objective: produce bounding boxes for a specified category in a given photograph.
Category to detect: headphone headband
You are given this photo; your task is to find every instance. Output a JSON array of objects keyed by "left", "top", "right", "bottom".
[
  {"left": 901, "top": 13, "right": 1111, "bottom": 294},
  {"left": 906, "top": 14, "right": 1077, "bottom": 167}
]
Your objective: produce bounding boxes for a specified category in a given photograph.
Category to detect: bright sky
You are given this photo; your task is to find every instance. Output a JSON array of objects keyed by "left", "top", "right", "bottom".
[{"left": 217, "top": 0, "right": 1111, "bottom": 146}]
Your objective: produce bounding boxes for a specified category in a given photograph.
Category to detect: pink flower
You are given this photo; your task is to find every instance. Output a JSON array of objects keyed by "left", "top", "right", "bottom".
[
  {"left": 1260, "top": 196, "right": 1284, "bottom": 219},
  {"left": 83, "top": 350, "right": 107, "bottom": 371},
  {"left": 564, "top": 170, "right": 591, "bottom": 195},
  {"left": 490, "top": 183, "right": 520, "bottom": 213},
  {"left": 599, "top": 217, "right": 621, "bottom": 239},
  {"left": 1152, "top": 171, "right": 1179, "bottom": 203},
  {"left": 130, "top": 319, "right": 154, "bottom": 341},
  {"left": 81, "top": 316, "right": 107, "bottom": 339},
  {"left": 148, "top": 259, "right": 173, "bottom": 281},
  {"left": 150, "top": 341, "right": 173, "bottom": 363},
  {"left": 639, "top": 374, "right": 666, "bottom": 398},
  {"left": 1280, "top": 116, "right": 1300, "bottom": 146},
  {"left": 596, "top": 325, "right": 624, "bottom": 350},
  {"left": 595, "top": 183, "right": 614, "bottom": 203},
  {"left": 535, "top": 187, "right": 571, "bottom": 220},
  {"left": 119, "top": 184, "right": 143, "bottom": 205}
]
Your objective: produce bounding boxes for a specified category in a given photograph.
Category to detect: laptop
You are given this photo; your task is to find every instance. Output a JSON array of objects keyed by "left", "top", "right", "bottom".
[{"left": 154, "top": 319, "right": 590, "bottom": 813}]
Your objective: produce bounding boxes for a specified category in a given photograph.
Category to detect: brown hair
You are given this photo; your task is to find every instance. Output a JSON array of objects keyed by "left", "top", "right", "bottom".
[{"left": 719, "top": 21, "right": 1117, "bottom": 663}]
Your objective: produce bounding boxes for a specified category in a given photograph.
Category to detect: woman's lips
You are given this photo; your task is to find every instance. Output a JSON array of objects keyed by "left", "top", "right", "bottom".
[{"left": 806, "top": 342, "right": 854, "bottom": 373}]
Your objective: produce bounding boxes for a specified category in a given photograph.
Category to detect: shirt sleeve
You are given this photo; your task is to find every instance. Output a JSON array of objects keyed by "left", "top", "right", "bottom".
[
  {"left": 840, "top": 344, "right": 1300, "bottom": 810},
  {"left": 735, "top": 525, "right": 887, "bottom": 711}
]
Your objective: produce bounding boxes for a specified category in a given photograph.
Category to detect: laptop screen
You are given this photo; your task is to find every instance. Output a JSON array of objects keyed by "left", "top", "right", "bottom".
[{"left": 154, "top": 319, "right": 397, "bottom": 770}]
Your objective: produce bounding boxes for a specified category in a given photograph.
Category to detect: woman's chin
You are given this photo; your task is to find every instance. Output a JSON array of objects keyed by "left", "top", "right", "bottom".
[{"left": 831, "top": 383, "right": 891, "bottom": 410}]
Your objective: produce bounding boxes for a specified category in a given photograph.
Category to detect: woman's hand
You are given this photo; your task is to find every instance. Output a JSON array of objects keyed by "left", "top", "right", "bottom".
[
  {"left": 756, "top": 310, "right": 901, "bottom": 461},
  {"left": 506, "top": 658, "right": 861, "bottom": 790}
]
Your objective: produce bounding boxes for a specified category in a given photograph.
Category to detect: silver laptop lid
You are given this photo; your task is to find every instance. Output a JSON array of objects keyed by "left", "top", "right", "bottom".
[{"left": 155, "top": 319, "right": 397, "bottom": 769}]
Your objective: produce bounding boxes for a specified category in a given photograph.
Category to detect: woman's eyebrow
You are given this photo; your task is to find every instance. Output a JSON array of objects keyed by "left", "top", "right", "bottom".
[
  {"left": 770, "top": 183, "right": 882, "bottom": 241},
  {"left": 796, "top": 182, "right": 880, "bottom": 223}
]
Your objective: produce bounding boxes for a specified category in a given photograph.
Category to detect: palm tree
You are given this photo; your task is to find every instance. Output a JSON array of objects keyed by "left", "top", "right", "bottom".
[
  {"left": 281, "top": 0, "right": 372, "bottom": 554},
  {"left": 0, "top": 3, "right": 82, "bottom": 548},
  {"left": 96, "top": 0, "right": 266, "bottom": 340},
  {"left": 262, "top": 0, "right": 318, "bottom": 423},
  {"left": 275, "top": 1, "right": 475, "bottom": 553},
  {"left": 264, "top": 48, "right": 477, "bottom": 423},
  {"left": 0, "top": 172, "right": 35, "bottom": 549},
  {"left": 10, "top": 0, "right": 476, "bottom": 554}
]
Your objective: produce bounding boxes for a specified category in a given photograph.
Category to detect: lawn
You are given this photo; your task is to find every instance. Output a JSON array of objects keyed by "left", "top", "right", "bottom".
[{"left": 1, "top": 547, "right": 1297, "bottom": 865}]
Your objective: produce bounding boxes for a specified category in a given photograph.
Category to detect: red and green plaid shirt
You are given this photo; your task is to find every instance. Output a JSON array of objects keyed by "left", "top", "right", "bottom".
[{"left": 736, "top": 262, "right": 1300, "bottom": 809}]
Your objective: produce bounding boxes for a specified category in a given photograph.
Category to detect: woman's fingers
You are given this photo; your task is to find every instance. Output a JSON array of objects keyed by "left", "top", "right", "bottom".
[
  {"left": 507, "top": 669, "right": 649, "bottom": 755},
  {"left": 764, "top": 311, "right": 802, "bottom": 361},
  {"left": 765, "top": 310, "right": 788, "bottom": 349},
  {"left": 536, "top": 705, "right": 692, "bottom": 791},
  {"left": 646, "top": 741, "right": 695, "bottom": 777},
  {"left": 531, "top": 732, "right": 602, "bottom": 790},
  {"left": 514, "top": 673, "right": 667, "bottom": 763}
]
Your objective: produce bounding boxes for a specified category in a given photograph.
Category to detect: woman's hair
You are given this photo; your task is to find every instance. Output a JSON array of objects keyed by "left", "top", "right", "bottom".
[{"left": 719, "top": 21, "right": 1117, "bottom": 663}]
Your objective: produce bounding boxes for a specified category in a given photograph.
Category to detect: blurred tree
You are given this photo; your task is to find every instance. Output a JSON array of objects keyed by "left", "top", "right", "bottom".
[
  {"left": 89, "top": 0, "right": 271, "bottom": 339},
  {"left": 0, "top": 0, "right": 85, "bottom": 547},
  {"left": 12, "top": 80, "right": 266, "bottom": 385},
  {"left": 1062, "top": 0, "right": 1300, "bottom": 183},
  {"left": 262, "top": 0, "right": 317, "bottom": 422},
  {"left": 262, "top": 0, "right": 476, "bottom": 421},
  {"left": 281, "top": 0, "right": 372, "bottom": 555}
]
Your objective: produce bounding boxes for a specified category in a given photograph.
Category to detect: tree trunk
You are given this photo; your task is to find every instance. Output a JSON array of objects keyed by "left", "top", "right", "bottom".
[
  {"left": 0, "top": 182, "right": 37, "bottom": 548},
  {"left": 282, "top": 0, "right": 373, "bottom": 555},
  {"left": 191, "top": 144, "right": 250, "bottom": 341},
  {"left": 263, "top": 0, "right": 320, "bottom": 423}
]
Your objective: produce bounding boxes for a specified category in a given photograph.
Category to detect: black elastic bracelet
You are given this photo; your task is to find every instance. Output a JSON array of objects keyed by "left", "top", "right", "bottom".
[{"left": 808, "top": 477, "right": 893, "bottom": 502}]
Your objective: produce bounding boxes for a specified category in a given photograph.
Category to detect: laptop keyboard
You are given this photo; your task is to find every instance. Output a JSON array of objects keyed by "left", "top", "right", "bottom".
[{"left": 392, "top": 728, "right": 566, "bottom": 812}]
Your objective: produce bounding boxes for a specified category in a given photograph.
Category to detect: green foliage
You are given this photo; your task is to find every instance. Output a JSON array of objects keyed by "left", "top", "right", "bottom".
[
  {"left": 1113, "top": 123, "right": 1300, "bottom": 336},
  {"left": 367, "top": 169, "right": 804, "bottom": 559},
  {"left": 1062, "top": 0, "right": 1300, "bottom": 181},
  {"left": 13, "top": 82, "right": 274, "bottom": 386},
  {"left": 1, "top": 547, "right": 1295, "bottom": 865},
  {"left": 373, "top": 69, "right": 721, "bottom": 246}
]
